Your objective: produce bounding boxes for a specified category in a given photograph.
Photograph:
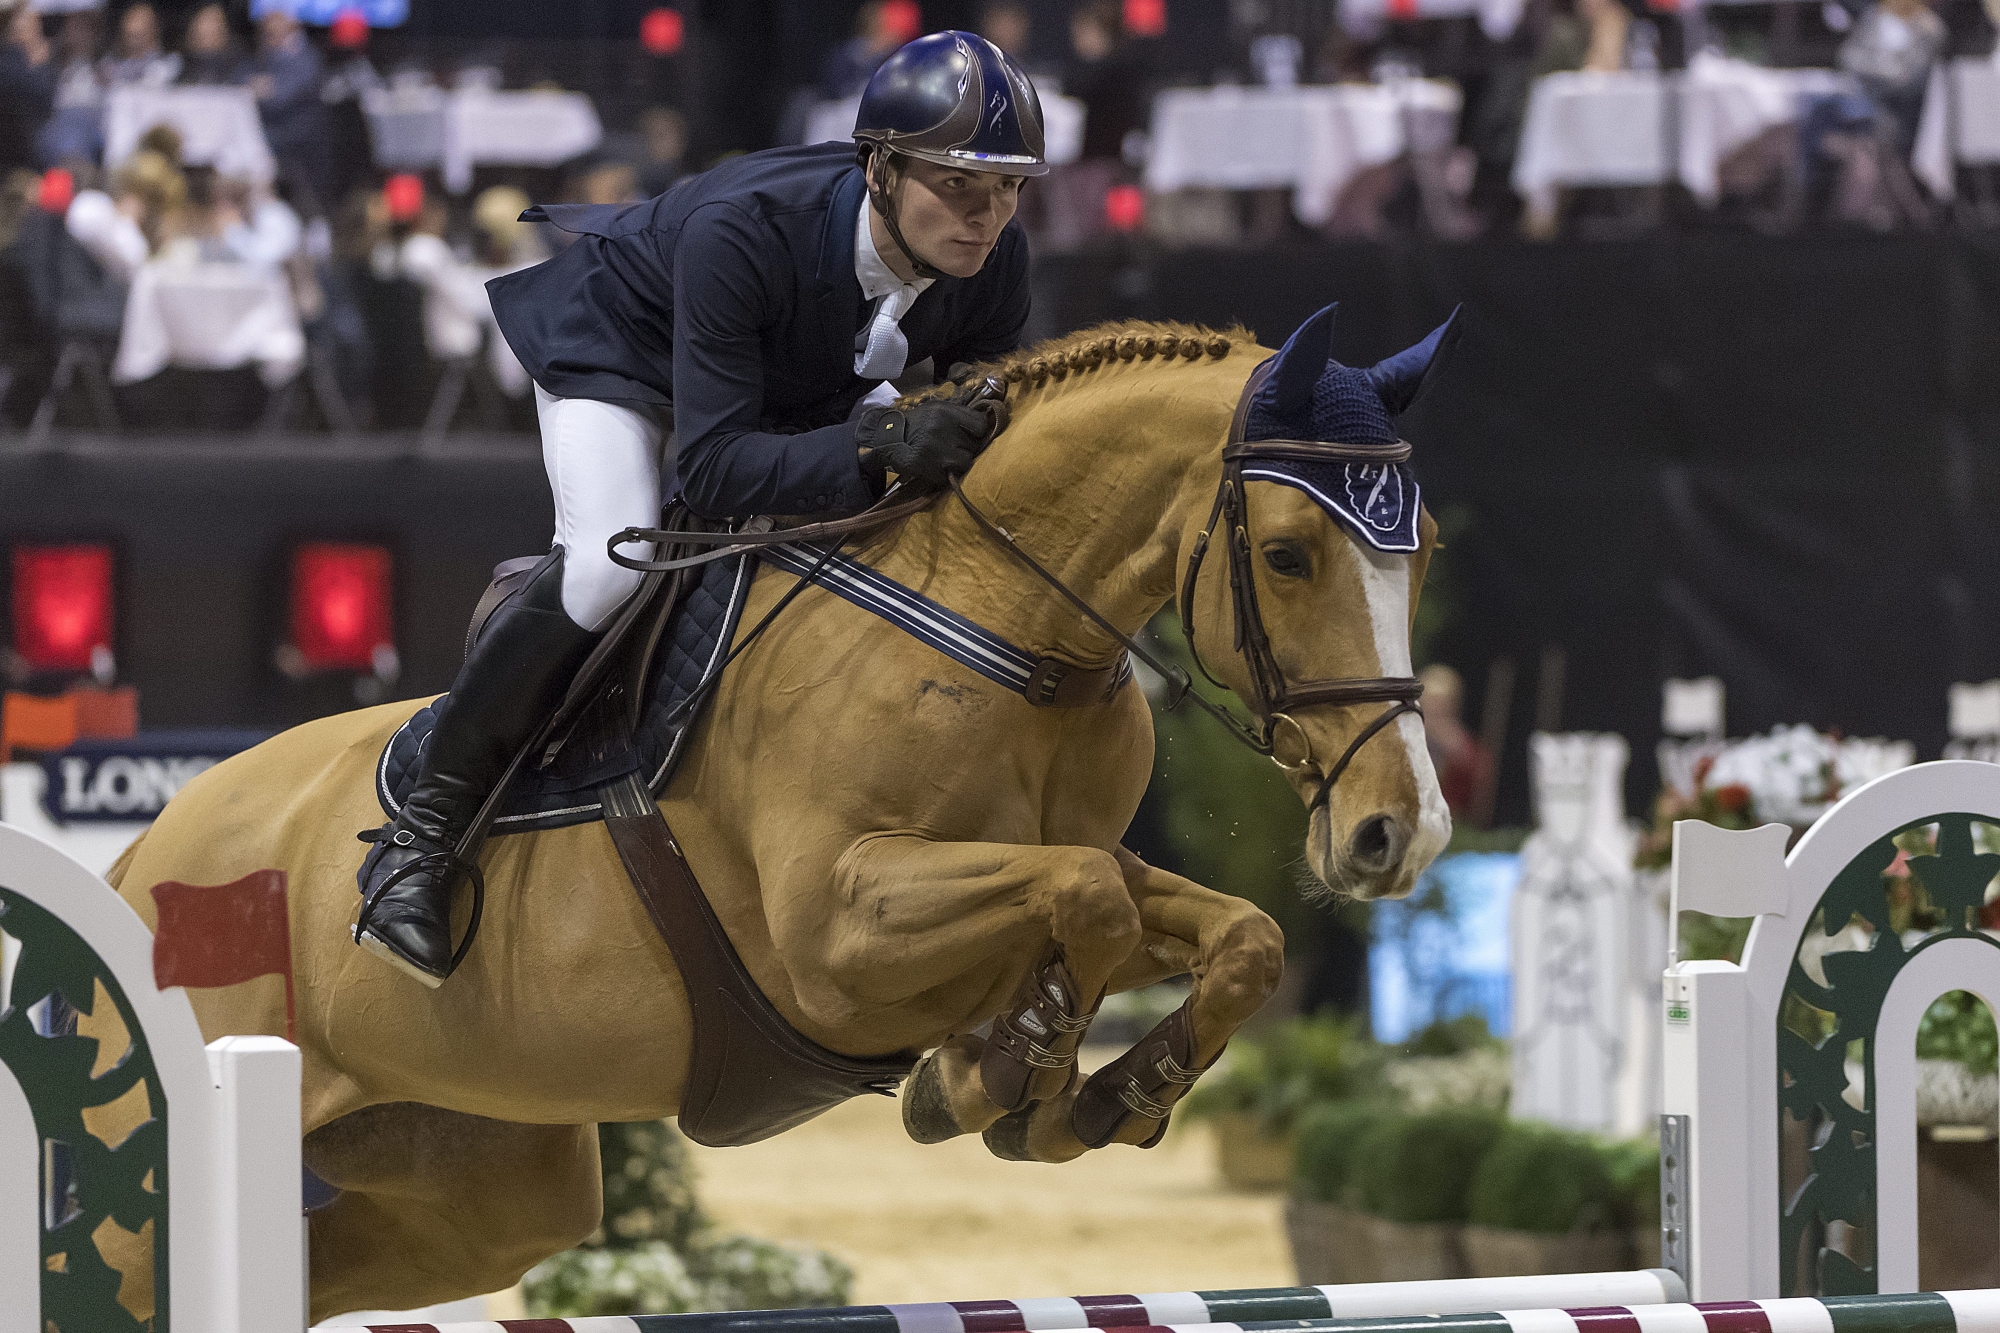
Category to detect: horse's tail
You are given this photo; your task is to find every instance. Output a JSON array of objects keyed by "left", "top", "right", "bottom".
[{"left": 104, "top": 830, "right": 147, "bottom": 890}]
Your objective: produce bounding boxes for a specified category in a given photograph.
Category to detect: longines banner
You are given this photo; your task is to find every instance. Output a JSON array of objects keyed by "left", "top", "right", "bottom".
[{"left": 38, "top": 731, "right": 270, "bottom": 826}]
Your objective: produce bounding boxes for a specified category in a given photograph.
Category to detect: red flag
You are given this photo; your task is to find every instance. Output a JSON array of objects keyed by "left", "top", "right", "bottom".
[{"left": 151, "top": 871, "right": 295, "bottom": 1042}]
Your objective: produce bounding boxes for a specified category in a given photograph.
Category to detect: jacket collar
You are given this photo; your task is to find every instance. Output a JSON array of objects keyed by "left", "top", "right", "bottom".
[{"left": 817, "top": 167, "right": 869, "bottom": 297}]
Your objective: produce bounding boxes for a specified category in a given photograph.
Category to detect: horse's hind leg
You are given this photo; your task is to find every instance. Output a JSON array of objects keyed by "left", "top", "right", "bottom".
[{"left": 302, "top": 1103, "right": 602, "bottom": 1323}]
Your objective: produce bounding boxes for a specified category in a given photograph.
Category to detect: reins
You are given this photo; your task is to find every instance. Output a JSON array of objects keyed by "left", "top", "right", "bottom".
[
  {"left": 944, "top": 356, "right": 1424, "bottom": 810},
  {"left": 603, "top": 355, "right": 1425, "bottom": 811}
]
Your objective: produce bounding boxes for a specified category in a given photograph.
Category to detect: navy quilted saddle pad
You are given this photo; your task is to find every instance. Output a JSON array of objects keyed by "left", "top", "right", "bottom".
[{"left": 374, "top": 550, "right": 755, "bottom": 836}]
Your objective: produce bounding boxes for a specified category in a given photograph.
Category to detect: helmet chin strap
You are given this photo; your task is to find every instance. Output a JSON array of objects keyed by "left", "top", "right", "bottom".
[{"left": 866, "top": 149, "right": 949, "bottom": 282}]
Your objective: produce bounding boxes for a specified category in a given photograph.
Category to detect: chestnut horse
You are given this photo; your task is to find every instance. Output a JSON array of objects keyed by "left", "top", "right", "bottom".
[{"left": 103, "top": 310, "right": 1450, "bottom": 1319}]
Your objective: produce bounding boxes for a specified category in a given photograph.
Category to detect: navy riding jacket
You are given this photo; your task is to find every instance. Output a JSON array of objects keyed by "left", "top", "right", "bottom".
[{"left": 487, "top": 142, "right": 1032, "bottom": 519}]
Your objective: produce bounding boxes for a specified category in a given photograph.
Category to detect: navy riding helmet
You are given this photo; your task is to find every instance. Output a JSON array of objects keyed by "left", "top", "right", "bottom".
[{"left": 854, "top": 30, "right": 1049, "bottom": 178}]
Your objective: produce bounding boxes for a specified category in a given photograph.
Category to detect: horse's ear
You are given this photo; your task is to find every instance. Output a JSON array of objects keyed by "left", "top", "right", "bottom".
[
  {"left": 1270, "top": 302, "right": 1339, "bottom": 422},
  {"left": 1365, "top": 304, "right": 1462, "bottom": 416}
]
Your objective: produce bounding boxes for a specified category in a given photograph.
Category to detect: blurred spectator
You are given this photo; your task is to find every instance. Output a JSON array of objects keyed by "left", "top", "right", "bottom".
[
  {"left": 819, "top": 1, "right": 912, "bottom": 99},
  {"left": 471, "top": 184, "right": 546, "bottom": 268},
  {"left": 634, "top": 104, "right": 687, "bottom": 197},
  {"left": 982, "top": 0, "right": 1032, "bottom": 55},
  {"left": 1839, "top": 0, "right": 1944, "bottom": 154},
  {"left": 319, "top": 9, "right": 379, "bottom": 208},
  {"left": 66, "top": 149, "right": 186, "bottom": 280},
  {"left": 570, "top": 157, "right": 641, "bottom": 206},
  {"left": 1038, "top": 1, "right": 1149, "bottom": 250},
  {"left": 1419, "top": 664, "right": 1496, "bottom": 822},
  {"left": 0, "top": 3, "right": 54, "bottom": 175},
  {"left": 101, "top": 4, "right": 181, "bottom": 89},
  {"left": 1530, "top": 0, "right": 1647, "bottom": 74},
  {"left": 395, "top": 182, "right": 541, "bottom": 402},
  {"left": 250, "top": 5, "right": 329, "bottom": 213},
  {"left": 36, "top": 8, "right": 105, "bottom": 168},
  {"left": 1064, "top": 1, "right": 1148, "bottom": 162},
  {"left": 179, "top": 2, "right": 247, "bottom": 86}
]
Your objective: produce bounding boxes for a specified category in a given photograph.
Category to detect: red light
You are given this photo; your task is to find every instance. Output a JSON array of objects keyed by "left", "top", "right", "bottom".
[
  {"left": 38, "top": 169, "right": 74, "bottom": 215},
  {"left": 289, "top": 544, "right": 393, "bottom": 673},
  {"left": 880, "top": 0, "right": 922, "bottom": 43},
  {"left": 640, "top": 7, "right": 684, "bottom": 55},
  {"left": 12, "top": 545, "right": 113, "bottom": 673},
  {"left": 1105, "top": 184, "right": 1146, "bottom": 233},
  {"left": 1387, "top": 0, "right": 1419, "bottom": 18},
  {"left": 383, "top": 173, "right": 425, "bottom": 224},
  {"left": 329, "top": 8, "right": 369, "bottom": 49},
  {"left": 1123, "top": 0, "right": 1167, "bottom": 37}
]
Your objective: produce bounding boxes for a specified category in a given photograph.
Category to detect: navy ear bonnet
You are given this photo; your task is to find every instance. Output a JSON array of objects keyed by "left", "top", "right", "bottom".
[{"left": 1239, "top": 302, "right": 1459, "bottom": 555}]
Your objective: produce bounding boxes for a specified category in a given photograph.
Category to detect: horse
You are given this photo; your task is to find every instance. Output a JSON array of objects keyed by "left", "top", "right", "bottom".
[{"left": 98, "top": 304, "right": 1452, "bottom": 1320}]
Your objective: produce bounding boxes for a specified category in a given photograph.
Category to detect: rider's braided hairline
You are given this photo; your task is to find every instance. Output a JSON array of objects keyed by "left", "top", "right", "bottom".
[{"left": 903, "top": 319, "right": 1254, "bottom": 407}]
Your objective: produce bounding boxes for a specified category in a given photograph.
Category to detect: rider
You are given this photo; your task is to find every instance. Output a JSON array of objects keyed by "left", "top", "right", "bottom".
[{"left": 353, "top": 30, "right": 1048, "bottom": 986}]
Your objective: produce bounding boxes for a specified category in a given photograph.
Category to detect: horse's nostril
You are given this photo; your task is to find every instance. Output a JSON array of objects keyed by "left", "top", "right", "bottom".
[{"left": 1348, "top": 814, "right": 1406, "bottom": 871}]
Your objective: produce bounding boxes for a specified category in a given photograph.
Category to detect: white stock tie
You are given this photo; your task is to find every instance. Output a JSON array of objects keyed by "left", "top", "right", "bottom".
[{"left": 855, "top": 284, "right": 922, "bottom": 381}]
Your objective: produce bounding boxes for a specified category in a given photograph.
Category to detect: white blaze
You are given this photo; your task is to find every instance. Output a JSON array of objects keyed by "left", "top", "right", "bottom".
[{"left": 1352, "top": 544, "right": 1452, "bottom": 862}]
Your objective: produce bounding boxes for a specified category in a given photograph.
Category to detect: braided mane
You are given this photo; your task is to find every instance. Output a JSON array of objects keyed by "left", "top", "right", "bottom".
[{"left": 905, "top": 319, "right": 1258, "bottom": 407}]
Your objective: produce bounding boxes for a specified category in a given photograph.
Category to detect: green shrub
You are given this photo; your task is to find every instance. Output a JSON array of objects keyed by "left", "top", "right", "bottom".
[
  {"left": 1292, "top": 1101, "right": 1396, "bottom": 1204},
  {"left": 1401, "top": 1013, "right": 1501, "bottom": 1058},
  {"left": 1600, "top": 1137, "right": 1661, "bottom": 1228},
  {"left": 1352, "top": 1108, "right": 1504, "bottom": 1224},
  {"left": 1917, "top": 991, "right": 1999, "bottom": 1075},
  {"left": 1467, "top": 1123, "right": 1616, "bottom": 1234},
  {"left": 1181, "top": 1014, "right": 1388, "bottom": 1137}
]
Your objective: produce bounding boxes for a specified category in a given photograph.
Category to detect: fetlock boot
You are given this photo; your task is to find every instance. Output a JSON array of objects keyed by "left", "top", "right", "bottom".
[
  {"left": 356, "top": 550, "right": 599, "bottom": 986},
  {"left": 979, "top": 943, "right": 1100, "bottom": 1113}
]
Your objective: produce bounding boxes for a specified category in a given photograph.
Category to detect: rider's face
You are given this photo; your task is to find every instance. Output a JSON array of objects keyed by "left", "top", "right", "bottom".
[{"left": 885, "top": 159, "right": 1024, "bottom": 279}]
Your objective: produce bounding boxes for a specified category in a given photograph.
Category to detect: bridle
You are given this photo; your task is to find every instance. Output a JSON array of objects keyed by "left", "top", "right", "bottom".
[
  {"left": 1173, "top": 357, "right": 1426, "bottom": 808},
  {"left": 607, "top": 358, "right": 1426, "bottom": 810}
]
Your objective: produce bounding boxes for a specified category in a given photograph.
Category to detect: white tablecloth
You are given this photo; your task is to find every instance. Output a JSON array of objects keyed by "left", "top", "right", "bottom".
[
  {"left": 1914, "top": 56, "right": 2000, "bottom": 197},
  {"left": 1511, "top": 71, "right": 1672, "bottom": 210},
  {"left": 112, "top": 261, "right": 304, "bottom": 388},
  {"left": 104, "top": 85, "right": 275, "bottom": 184},
  {"left": 1514, "top": 64, "right": 1852, "bottom": 208},
  {"left": 800, "top": 93, "right": 1087, "bottom": 166},
  {"left": 1146, "top": 80, "right": 1463, "bottom": 225},
  {"left": 1680, "top": 54, "right": 1853, "bottom": 203},
  {"left": 363, "top": 87, "right": 603, "bottom": 193}
]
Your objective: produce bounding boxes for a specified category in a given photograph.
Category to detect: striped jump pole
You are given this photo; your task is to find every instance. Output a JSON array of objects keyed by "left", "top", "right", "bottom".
[
  {"left": 339, "top": 1268, "right": 1685, "bottom": 1332},
  {"left": 349, "top": 1291, "right": 2000, "bottom": 1333}
]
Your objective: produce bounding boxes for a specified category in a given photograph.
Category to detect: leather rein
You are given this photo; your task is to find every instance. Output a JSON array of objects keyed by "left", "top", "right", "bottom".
[{"left": 606, "top": 362, "right": 1424, "bottom": 807}]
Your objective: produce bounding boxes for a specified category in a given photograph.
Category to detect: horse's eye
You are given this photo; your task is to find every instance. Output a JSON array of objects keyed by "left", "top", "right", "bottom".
[{"left": 1263, "top": 543, "right": 1309, "bottom": 578}]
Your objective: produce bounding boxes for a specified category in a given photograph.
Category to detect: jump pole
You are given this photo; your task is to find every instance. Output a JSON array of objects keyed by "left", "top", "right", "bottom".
[
  {"left": 330, "top": 1270, "right": 1685, "bottom": 1332},
  {"left": 340, "top": 1289, "right": 2000, "bottom": 1333}
]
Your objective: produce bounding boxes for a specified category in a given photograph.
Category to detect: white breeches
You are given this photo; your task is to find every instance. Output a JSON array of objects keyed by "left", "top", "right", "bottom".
[{"left": 536, "top": 385, "right": 669, "bottom": 632}]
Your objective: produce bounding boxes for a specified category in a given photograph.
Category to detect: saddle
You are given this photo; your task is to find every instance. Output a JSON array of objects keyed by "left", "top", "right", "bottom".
[{"left": 376, "top": 505, "right": 916, "bottom": 1147}]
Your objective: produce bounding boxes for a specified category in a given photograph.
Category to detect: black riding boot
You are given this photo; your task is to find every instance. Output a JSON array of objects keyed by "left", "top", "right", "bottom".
[{"left": 356, "top": 551, "right": 599, "bottom": 986}]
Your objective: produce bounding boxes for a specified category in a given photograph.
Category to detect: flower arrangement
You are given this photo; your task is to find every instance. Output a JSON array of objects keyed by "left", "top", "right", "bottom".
[{"left": 524, "top": 1120, "right": 852, "bottom": 1318}]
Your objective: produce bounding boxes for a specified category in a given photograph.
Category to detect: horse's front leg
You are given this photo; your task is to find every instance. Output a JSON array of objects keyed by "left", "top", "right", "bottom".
[
  {"left": 1061, "top": 846, "right": 1287, "bottom": 1151},
  {"left": 795, "top": 834, "right": 1142, "bottom": 1157}
]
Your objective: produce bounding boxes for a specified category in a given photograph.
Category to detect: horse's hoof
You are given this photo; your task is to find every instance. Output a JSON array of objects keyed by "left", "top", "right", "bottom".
[
  {"left": 980, "top": 1105, "right": 1038, "bottom": 1161},
  {"left": 901, "top": 1051, "right": 969, "bottom": 1144}
]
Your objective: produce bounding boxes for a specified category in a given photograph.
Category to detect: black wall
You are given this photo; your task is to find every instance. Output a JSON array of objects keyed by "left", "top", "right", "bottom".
[{"left": 1036, "top": 233, "right": 2000, "bottom": 820}]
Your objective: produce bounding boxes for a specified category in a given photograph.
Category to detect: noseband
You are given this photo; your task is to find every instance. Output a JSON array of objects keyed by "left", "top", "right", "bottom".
[
  {"left": 1174, "top": 358, "right": 1425, "bottom": 807},
  {"left": 952, "top": 359, "right": 1424, "bottom": 810}
]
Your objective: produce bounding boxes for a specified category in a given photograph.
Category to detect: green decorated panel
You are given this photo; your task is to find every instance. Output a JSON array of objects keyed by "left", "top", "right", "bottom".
[
  {"left": 0, "top": 885, "right": 169, "bottom": 1332},
  {"left": 1777, "top": 812, "right": 2000, "bottom": 1296}
]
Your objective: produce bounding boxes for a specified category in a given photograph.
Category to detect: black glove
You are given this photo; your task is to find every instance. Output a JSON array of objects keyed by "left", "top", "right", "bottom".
[{"left": 855, "top": 399, "right": 992, "bottom": 489}]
